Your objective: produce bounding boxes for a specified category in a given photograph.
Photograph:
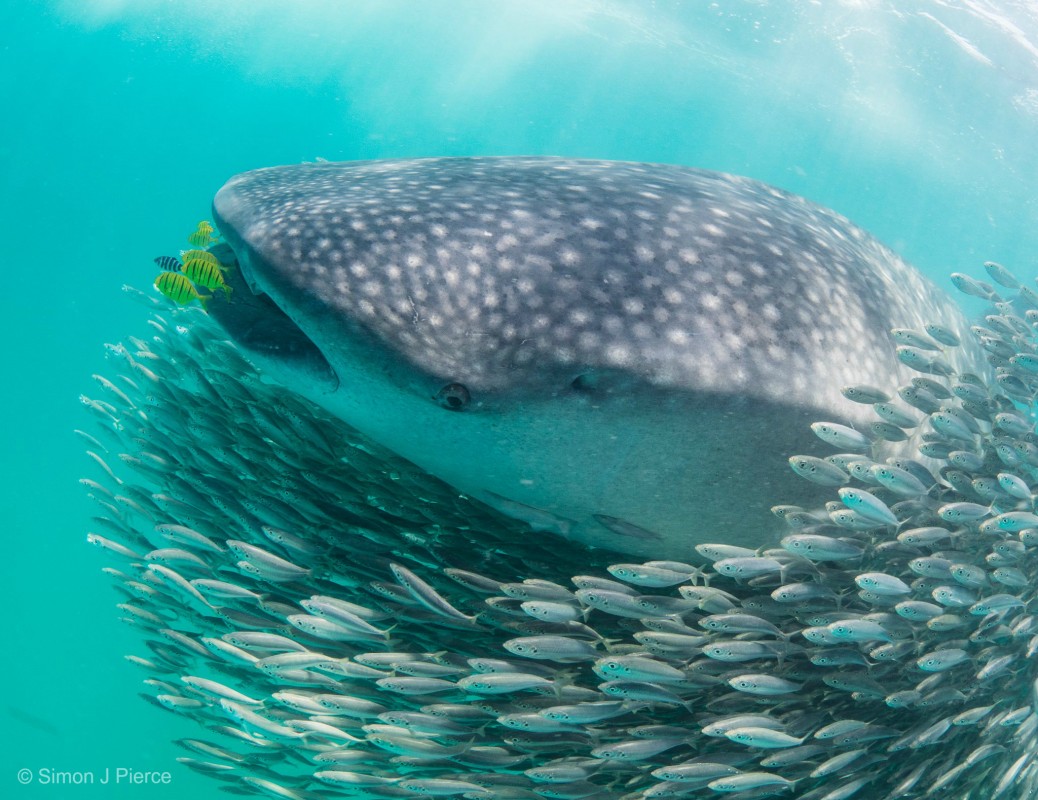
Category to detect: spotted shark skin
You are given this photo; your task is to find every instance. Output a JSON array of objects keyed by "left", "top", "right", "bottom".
[{"left": 210, "top": 157, "right": 982, "bottom": 559}]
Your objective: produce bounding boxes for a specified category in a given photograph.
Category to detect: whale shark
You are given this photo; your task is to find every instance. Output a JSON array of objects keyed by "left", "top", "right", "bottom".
[
  {"left": 85, "top": 180, "right": 1038, "bottom": 798},
  {"left": 209, "top": 157, "right": 982, "bottom": 559}
]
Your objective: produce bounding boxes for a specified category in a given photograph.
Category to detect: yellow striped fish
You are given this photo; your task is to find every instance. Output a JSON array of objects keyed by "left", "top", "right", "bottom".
[
  {"left": 182, "top": 256, "right": 231, "bottom": 297},
  {"left": 155, "top": 271, "right": 209, "bottom": 309},
  {"left": 180, "top": 249, "right": 222, "bottom": 268},
  {"left": 187, "top": 221, "right": 218, "bottom": 248}
]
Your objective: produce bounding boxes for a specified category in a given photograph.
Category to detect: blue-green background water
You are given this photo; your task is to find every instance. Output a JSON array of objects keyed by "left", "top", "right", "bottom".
[{"left": 2, "top": 1, "right": 1037, "bottom": 797}]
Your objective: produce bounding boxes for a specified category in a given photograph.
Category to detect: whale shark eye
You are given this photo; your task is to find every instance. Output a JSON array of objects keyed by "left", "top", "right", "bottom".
[{"left": 435, "top": 383, "right": 470, "bottom": 411}]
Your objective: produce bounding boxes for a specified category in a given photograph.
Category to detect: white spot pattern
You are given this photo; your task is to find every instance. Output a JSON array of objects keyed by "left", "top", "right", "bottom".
[{"left": 213, "top": 157, "right": 968, "bottom": 416}]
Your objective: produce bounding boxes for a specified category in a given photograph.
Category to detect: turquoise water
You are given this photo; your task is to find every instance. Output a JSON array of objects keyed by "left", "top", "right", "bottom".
[{"left": 3, "top": 1, "right": 1038, "bottom": 797}]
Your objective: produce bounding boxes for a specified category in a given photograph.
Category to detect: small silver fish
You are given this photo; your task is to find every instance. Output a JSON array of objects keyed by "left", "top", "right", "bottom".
[
  {"left": 951, "top": 272, "right": 998, "bottom": 300},
  {"left": 827, "top": 619, "right": 891, "bottom": 643},
  {"left": 924, "top": 322, "right": 961, "bottom": 347},
  {"left": 504, "top": 636, "right": 598, "bottom": 662},
  {"left": 891, "top": 328, "right": 942, "bottom": 352},
  {"left": 607, "top": 562, "right": 697, "bottom": 587},
  {"left": 726, "top": 674, "right": 801, "bottom": 695},
  {"left": 854, "top": 572, "right": 911, "bottom": 596},
  {"left": 519, "top": 600, "right": 581, "bottom": 622},
  {"left": 456, "top": 672, "right": 552, "bottom": 694},
  {"left": 810, "top": 422, "right": 871, "bottom": 451},
  {"left": 390, "top": 562, "right": 476, "bottom": 622},
  {"left": 983, "top": 261, "right": 1021, "bottom": 289},
  {"left": 916, "top": 648, "right": 969, "bottom": 672},
  {"left": 712, "top": 557, "right": 784, "bottom": 580},
  {"left": 788, "top": 455, "right": 850, "bottom": 487},
  {"left": 841, "top": 385, "right": 891, "bottom": 404},
  {"left": 870, "top": 464, "right": 929, "bottom": 496},
  {"left": 592, "top": 655, "right": 686, "bottom": 683},
  {"left": 707, "top": 772, "right": 794, "bottom": 792},
  {"left": 780, "top": 534, "right": 862, "bottom": 562},
  {"left": 724, "top": 727, "right": 804, "bottom": 749},
  {"left": 837, "top": 488, "right": 899, "bottom": 526},
  {"left": 896, "top": 346, "right": 955, "bottom": 376}
]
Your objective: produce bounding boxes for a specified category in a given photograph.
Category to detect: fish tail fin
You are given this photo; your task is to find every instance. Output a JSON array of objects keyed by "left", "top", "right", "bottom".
[
  {"left": 198, "top": 292, "right": 212, "bottom": 313},
  {"left": 600, "top": 636, "right": 624, "bottom": 652},
  {"left": 550, "top": 668, "right": 578, "bottom": 700}
]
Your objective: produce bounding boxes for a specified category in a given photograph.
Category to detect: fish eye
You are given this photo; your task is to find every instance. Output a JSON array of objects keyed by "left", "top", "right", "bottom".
[{"left": 434, "top": 382, "right": 470, "bottom": 410}]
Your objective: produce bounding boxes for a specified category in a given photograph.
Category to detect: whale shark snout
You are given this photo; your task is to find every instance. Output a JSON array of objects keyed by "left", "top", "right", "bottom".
[{"left": 210, "top": 156, "right": 981, "bottom": 559}]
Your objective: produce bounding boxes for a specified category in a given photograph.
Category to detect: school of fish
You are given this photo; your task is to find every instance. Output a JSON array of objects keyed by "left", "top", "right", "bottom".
[
  {"left": 152, "top": 221, "right": 229, "bottom": 309},
  {"left": 81, "top": 258, "right": 1038, "bottom": 800}
]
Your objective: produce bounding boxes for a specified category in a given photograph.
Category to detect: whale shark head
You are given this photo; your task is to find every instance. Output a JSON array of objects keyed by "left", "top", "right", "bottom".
[{"left": 210, "top": 157, "right": 978, "bottom": 559}]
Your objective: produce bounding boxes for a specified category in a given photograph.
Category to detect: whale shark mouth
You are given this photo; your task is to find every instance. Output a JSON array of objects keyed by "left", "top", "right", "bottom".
[{"left": 205, "top": 243, "right": 337, "bottom": 388}]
